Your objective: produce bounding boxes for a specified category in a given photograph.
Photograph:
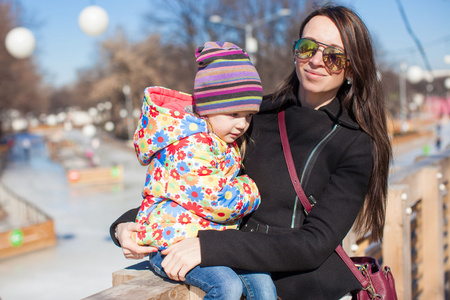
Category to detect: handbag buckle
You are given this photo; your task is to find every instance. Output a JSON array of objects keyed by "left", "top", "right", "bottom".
[
  {"left": 360, "top": 263, "right": 382, "bottom": 299},
  {"left": 303, "top": 195, "right": 317, "bottom": 215}
]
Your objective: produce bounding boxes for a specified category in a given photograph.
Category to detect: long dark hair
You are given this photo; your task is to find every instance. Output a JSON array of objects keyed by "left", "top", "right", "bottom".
[{"left": 267, "top": 5, "right": 392, "bottom": 242}]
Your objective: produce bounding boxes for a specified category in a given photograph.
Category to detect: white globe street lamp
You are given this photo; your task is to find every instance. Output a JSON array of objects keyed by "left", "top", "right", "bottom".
[
  {"left": 444, "top": 55, "right": 450, "bottom": 65},
  {"left": 82, "top": 124, "right": 97, "bottom": 138},
  {"left": 5, "top": 27, "right": 36, "bottom": 59},
  {"left": 406, "top": 65, "right": 424, "bottom": 84},
  {"left": 444, "top": 78, "right": 450, "bottom": 90},
  {"left": 78, "top": 5, "right": 109, "bottom": 36}
]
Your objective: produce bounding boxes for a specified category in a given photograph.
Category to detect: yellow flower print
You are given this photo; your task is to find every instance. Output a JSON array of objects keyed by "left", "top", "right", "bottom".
[
  {"left": 213, "top": 208, "right": 231, "bottom": 222},
  {"left": 152, "top": 181, "right": 165, "bottom": 197},
  {"left": 138, "top": 140, "right": 149, "bottom": 153},
  {"left": 157, "top": 114, "right": 172, "bottom": 126},
  {"left": 195, "top": 149, "right": 210, "bottom": 159},
  {"left": 204, "top": 175, "right": 219, "bottom": 187},
  {"left": 167, "top": 181, "right": 180, "bottom": 195},
  {"left": 186, "top": 223, "right": 200, "bottom": 238}
]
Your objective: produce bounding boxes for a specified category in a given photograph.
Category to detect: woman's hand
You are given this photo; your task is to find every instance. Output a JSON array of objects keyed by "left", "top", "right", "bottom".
[
  {"left": 116, "top": 222, "right": 157, "bottom": 259},
  {"left": 161, "top": 237, "right": 201, "bottom": 281}
]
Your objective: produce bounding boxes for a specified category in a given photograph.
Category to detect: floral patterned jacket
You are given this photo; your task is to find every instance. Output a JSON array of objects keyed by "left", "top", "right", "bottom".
[{"left": 133, "top": 86, "right": 260, "bottom": 250}]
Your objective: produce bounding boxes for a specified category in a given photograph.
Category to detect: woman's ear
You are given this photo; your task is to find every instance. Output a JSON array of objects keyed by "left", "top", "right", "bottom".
[{"left": 345, "top": 68, "right": 353, "bottom": 85}]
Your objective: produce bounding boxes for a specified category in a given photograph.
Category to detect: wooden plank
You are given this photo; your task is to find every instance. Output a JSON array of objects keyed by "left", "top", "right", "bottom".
[
  {"left": 188, "top": 286, "right": 205, "bottom": 300},
  {"left": 112, "top": 261, "right": 205, "bottom": 299},
  {"left": 85, "top": 270, "right": 191, "bottom": 300},
  {"left": 420, "top": 167, "right": 445, "bottom": 299},
  {"left": 0, "top": 219, "right": 57, "bottom": 260},
  {"left": 383, "top": 185, "right": 411, "bottom": 300},
  {"left": 113, "top": 261, "right": 152, "bottom": 287}
]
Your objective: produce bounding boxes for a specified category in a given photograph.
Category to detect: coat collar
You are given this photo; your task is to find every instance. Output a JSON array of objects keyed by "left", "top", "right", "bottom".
[
  {"left": 260, "top": 90, "right": 360, "bottom": 130},
  {"left": 318, "top": 95, "right": 361, "bottom": 130}
]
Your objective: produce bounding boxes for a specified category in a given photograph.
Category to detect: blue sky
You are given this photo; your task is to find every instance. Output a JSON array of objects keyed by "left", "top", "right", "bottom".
[{"left": 14, "top": 0, "right": 450, "bottom": 87}]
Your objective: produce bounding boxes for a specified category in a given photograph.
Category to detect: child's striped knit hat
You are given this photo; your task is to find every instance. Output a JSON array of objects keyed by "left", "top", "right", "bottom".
[{"left": 193, "top": 41, "right": 263, "bottom": 116}]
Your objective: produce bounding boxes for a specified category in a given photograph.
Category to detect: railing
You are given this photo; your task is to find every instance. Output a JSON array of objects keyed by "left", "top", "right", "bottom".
[
  {"left": 0, "top": 182, "right": 57, "bottom": 260},
  {"left": 344, "top": 148, "right": 450, "bottom": 300}
]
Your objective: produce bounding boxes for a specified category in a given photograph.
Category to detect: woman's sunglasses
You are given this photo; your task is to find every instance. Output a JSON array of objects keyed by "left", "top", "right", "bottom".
[{"left": 294, "top": 38, "right": 348, "bottom": 71}]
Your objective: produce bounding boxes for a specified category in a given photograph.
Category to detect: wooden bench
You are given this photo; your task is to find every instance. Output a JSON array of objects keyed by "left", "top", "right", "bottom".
[
  {"left": 67, "top": 165, "right": 123, "bottom": 186},
  {"left": 0, "top": 219, "right": 57, "bottom": 260},
  {"left": 83, "top": 261, "right": 206, "bottom": 299}
]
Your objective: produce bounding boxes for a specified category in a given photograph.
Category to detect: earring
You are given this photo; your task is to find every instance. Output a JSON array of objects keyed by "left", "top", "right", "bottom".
[
  {"left": 294, "top": 60, "right": 297, "bottom": 66},
  {"left": 346, "top": 77, "right": 353, "bottom": 85}
]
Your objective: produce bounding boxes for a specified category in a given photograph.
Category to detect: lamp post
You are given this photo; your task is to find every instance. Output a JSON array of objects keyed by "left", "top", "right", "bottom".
[
  {"left": 122, "top": 84, "right": 134, "bottom": 141},
  {"left": 445, "top": 55, "right": 450, "bottom": 92},
  {"left": 209, "top": 8, "right": 290, "bottom": 63},
  {"left": 399, "top": 64, "right": 428, "bottom": 132},
  {"left": 399, "top": 62, "right": 408, "bottom": 132}
]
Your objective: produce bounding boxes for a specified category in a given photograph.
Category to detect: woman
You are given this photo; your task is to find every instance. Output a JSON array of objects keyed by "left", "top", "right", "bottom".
[{"left": 111, "top": 5, "right": 392, "bottom": 299}]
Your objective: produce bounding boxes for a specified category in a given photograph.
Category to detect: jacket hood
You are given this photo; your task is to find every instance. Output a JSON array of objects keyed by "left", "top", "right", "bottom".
[{"left": 135, "top": 87, "right": 209, "bottom": 163}]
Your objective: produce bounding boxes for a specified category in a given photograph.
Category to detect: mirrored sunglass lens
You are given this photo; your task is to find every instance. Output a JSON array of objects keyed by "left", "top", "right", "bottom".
[
  {"left": 323, "top": 48, "right": 346, "bottom": 71},
  {"left": 295, "top": 39, "right": 317, "bottom": 59}
]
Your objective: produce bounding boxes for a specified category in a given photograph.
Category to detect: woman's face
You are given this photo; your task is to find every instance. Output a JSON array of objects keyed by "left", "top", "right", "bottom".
[{"left": 296, "top": 16, "right": 347, "bottom": 109}]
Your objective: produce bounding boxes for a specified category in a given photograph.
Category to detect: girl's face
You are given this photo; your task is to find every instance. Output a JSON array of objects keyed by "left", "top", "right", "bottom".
[
  {"left": 206, "top": 111, "right": 254, "bottom": 143},
  {"left": 296, "top": 16, "right": 348, "bottom": 109}
]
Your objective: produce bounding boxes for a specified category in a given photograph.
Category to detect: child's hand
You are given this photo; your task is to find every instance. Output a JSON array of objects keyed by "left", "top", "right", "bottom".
[
  {"left": 117, "top": 222, "right": 157, "bottom": 259},
  {"left": 161, "top": 237, "right": 201, "bottom": 281}
]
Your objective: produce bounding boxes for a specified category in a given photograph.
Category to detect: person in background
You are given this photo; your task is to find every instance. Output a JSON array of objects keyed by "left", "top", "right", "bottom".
[{"left": 111, "top": 5, "right": 392, "bottom": 299}]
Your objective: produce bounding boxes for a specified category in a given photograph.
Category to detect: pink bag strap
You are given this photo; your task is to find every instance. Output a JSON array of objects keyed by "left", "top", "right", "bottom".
[
  {"left": 277, "top": 111, "right": 312, "bottom": 213},
  {"left": 277, "top": 110, "right": 370, "bottom": 288}
]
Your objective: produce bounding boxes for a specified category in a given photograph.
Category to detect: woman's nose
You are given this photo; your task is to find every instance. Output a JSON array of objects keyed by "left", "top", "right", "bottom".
[{"left": 309, "top": 48, "right": 325, "bottom": 66}]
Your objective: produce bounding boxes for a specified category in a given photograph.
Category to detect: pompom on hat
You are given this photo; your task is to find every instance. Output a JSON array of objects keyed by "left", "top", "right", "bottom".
[{"left": 193, "top": 41, "right": 263, "bottom": 116}]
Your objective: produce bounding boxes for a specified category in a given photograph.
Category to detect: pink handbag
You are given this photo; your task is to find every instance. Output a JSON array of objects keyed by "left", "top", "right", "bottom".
[
  {"left": 278, "top": 111, "right": 398, "bottom": 299},
  {"left": 350, "top": 256, "right": 397, "bottom": 299}
]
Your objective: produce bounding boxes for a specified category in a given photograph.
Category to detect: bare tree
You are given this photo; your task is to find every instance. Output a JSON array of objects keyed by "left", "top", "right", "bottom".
[
  {"left": 142, "top": 0, "right": 318, "bottom": 93},
  {"left": 0, "top": 0, "right": 48, "bottom": 118}
]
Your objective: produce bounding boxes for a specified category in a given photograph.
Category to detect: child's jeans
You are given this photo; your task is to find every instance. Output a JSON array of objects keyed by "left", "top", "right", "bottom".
[{"left": 150, "top": 251, "right": 277, "bottom": 300}]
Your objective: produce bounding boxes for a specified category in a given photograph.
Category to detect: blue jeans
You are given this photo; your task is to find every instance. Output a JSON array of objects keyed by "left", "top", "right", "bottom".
[{"left": 150, "top": 252, "right": 277, "bottom": 300}]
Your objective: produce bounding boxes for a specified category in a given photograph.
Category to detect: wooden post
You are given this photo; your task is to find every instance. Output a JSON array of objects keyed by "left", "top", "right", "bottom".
[
  {"left": 383, "top": 184, "right": 411, "bottom": 300},
  {"left": 420, "top": 166, "right": 445, "bottom": 299},
  {"left": 441, "top": 157, "right": 450, "bottom": 295}
]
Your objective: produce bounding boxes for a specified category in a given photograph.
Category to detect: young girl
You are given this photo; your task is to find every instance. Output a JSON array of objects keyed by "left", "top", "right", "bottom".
[{"left": 131, "top": 42, "right": 277, "bottom": 299}]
